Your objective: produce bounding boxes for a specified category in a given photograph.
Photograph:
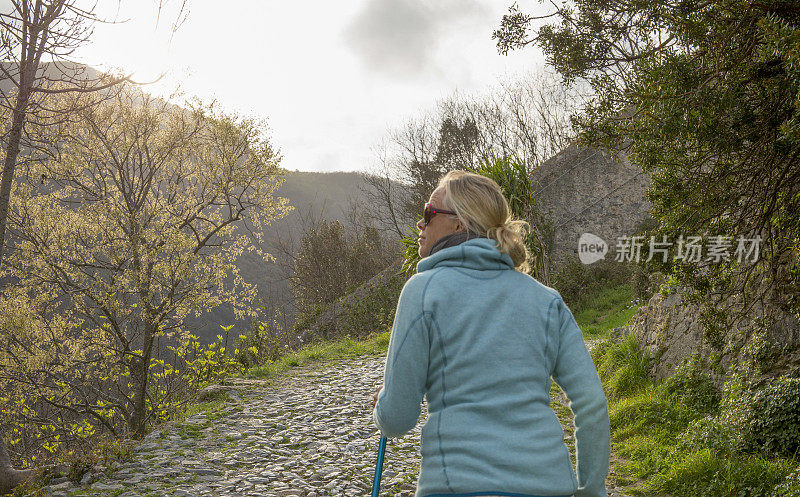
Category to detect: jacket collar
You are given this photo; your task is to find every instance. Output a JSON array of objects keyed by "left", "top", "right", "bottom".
[
  {"left": 417, "top": 237, "right": 515, "bottom": 273},
  {"left": 428, "top": 230, "right": 486, "bottom": 256}
]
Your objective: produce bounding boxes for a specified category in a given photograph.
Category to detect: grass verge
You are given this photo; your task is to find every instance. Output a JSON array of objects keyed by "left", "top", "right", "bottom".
[
  {"left": 245, "top": 331, "right": 390, "bottom": 380},
  {"left": 571, "top": 284, "right": 640, "bottom": 337},
  {"left": 593, "top": 333, "right": 800, "bottom": 497}
]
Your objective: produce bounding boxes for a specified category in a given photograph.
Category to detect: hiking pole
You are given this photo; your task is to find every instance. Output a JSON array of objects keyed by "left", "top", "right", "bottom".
[{"left": 371, "top": 436, "right": 387, "bottom": 496}]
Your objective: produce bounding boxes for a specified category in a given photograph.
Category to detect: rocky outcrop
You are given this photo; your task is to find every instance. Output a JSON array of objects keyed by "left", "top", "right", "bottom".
[
  {"left": 628, "top": 287, "right": 800, "bottom": 384},
  {"left": 626, "top": 290, "right": 714, "bottom": 382},
  {"left": 531, "top": 144, "right": 651, "bottom": 266}
]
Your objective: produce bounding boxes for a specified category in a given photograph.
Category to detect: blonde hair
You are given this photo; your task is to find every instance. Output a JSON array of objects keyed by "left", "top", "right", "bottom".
[{"left": 438, "top": 170, "right": 530, "bottom": 271}]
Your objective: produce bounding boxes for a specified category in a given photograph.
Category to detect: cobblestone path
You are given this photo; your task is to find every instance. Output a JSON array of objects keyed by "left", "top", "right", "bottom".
[{"left": 37, "top": 354, "right": 632, "bottom": 497}]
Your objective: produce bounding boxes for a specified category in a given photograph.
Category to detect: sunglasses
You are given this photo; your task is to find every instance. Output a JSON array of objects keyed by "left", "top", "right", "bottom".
[{"left": 423, "top": 202, "right": 457, "bottom": 226}]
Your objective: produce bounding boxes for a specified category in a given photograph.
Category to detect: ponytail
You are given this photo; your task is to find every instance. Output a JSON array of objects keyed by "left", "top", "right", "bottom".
[{"left": 486, "top": 219, "right": 530, "bottom": 272}]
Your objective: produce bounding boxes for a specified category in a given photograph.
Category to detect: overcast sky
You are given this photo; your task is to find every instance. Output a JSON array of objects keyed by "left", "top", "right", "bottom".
[{"left": 68, "top": 0, "right": 545, "bottom": 173}]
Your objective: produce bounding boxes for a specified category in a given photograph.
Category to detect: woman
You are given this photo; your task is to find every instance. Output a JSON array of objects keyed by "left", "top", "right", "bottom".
[{"left": 372, "top": 170, "right": 610, "bottom": 497}]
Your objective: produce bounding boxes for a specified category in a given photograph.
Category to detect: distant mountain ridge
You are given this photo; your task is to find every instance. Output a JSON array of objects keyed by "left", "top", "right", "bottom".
[
  {"left": 191, "top": 170, "right": 381, "bottom": 343},
  {"left": 0, "top": 61, "right": 104, "bottom": 98}
]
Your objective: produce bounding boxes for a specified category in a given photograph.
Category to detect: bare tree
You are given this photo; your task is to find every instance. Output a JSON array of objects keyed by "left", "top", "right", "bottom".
[
  {"left": 0, "top": 1, "right": 123, "bottom": 267},
  {"left": 0, "top": 0, "right": 193, "bottom": 265},
  {"left": 359, "top": 142, "right": 413, "bottom": 238},
  {"left": 363, "top": 70, "right": 580, "bottom": 242}
]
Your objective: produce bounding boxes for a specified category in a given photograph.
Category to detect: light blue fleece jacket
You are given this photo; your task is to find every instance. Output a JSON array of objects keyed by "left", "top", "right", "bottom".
[{"left": 373, "top": 238, "right": 610, "bottom": 497}]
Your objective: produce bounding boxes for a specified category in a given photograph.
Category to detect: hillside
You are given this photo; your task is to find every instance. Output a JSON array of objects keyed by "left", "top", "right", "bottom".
[
  {"left": 186, "top": 170, "right": 395, "bottom": 343},
  {"left": 0, "top": 64, "right": 399, "bottom": 344}
]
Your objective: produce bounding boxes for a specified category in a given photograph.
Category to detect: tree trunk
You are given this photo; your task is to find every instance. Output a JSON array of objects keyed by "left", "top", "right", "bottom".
[
  {"left": 129, "top": 323, "right": 155, "bottom": 439},
  {"left": 0, "top": 83, "right": 36, "bottom": 497},
  {"left": 0, "top": 430, "right": 37, "bottom": 495},
  {"left": 0, "top": 85, "right": 32, "bottom": 268}
]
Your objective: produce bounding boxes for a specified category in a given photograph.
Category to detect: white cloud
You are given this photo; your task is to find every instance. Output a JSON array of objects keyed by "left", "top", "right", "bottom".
[
  {"left": 69, "top": 0, "right": 543, "bottom": 173},
  {"left": 343, "top": 0, "right": 489, "bottom": 80}
]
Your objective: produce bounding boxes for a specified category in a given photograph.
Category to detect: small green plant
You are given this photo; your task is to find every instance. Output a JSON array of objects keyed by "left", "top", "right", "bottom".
[
  {"left": 236, "top": 317, "right": 297, "bottom": 368},
  {"left": 659, "top": 355, "right": 721, "bottom": 415}
]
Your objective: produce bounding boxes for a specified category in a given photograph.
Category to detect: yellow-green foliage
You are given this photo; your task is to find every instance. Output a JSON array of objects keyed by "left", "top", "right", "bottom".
[
  {"left": 0, "top": 83, "right": 290, "bottom": 467},
  {"left": 235, "top": 318, "right": 296, "bottom": 368},
  {"left": 660, "top": 355, "right": 721, "bottom": 415}
]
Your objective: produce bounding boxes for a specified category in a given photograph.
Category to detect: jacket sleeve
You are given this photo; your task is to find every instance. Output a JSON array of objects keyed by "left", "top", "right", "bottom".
[
  {"left": 551, "top": 296, "right": 611, "bottom": 497},
  {"left": 372, "top": 277, "right": 429, "bottom": 438}
]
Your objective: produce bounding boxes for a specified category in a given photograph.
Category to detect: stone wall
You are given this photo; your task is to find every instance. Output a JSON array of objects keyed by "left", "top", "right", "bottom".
[
  {"left": 531, "top": 144, "right": 651, "bottom": 267},
  {"left": 529, "top": 143, "right": 800, "bottom": 384},
  {"left": 628, "top": 287, "right": 800, "bottom": 384}
]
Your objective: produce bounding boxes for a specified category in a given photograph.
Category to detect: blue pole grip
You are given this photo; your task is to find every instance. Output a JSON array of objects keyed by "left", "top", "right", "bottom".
[{"left": 371, "top": 436, "right": 388, "bottom": 497}]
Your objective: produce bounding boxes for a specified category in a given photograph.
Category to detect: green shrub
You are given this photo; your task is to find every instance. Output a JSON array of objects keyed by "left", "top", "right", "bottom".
[
  {"left": 773, "top": 465, "right": 800, "bottom": 497},
  {"left": 679, "top": 373, "right": 800, "bottom": 458},
  {"left": 676, "top": 370, "right": 750, "bottom": 456},
  {"left": 740, "top": 376, "right": 800, "bottom": 457},
  {"left": 594, "top": 333, "right": 652, "bottom": 401},
  {"left": 470, "top": 156, "right": 552, "bottom": 280},
  {"left": 742, "top": 326, "right": 798, "bottom": 377},
  {"left": 594, "top": 331, "right": 800, "bottom": 497},
  {"left": 553, "top": 258, "right": 637, "bottom": 309},
  {"left": 659, "top": 355, "right": 721, "bottom": 415}
]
